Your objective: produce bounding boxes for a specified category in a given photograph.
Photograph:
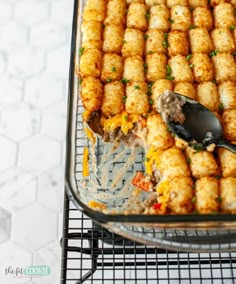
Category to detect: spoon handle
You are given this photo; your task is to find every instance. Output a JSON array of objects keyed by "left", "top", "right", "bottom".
[{"left": 217, "top": 140, "right": 236, "bottom": 153}]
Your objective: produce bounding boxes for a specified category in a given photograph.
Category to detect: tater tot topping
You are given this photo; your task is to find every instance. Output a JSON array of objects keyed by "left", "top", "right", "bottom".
[{"left": 79, "top": 0, "right": 236, "bottom": 215}]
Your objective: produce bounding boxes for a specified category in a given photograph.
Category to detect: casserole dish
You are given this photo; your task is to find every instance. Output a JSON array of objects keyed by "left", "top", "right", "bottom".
[{"left": 65, "top": 0, "right": 236, "bottom": 251}]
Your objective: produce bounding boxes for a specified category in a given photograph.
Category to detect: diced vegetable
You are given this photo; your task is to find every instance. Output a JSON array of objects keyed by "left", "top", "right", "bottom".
[{"left": 131, "top": 171, "right": 152, "bottom": 191}]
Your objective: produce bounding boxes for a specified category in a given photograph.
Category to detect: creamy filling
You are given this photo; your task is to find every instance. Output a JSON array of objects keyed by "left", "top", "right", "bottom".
[{"left": 156, "top": 90, "right": 186, "bottom": 124}]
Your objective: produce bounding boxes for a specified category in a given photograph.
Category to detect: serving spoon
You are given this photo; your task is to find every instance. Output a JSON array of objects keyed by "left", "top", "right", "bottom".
[{"left": 158, "top": 92, "right": 236, "bottom": 153}]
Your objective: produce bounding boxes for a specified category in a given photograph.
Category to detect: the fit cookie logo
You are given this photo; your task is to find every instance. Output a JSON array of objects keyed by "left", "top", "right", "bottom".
[{"left": 5, "top": 265, "right": 50, "bottom": 278}]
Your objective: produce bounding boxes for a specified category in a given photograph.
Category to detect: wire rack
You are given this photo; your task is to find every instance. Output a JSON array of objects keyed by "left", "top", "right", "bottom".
[{"left": 61, "top": 193, "right": 236, "bottom": 284}]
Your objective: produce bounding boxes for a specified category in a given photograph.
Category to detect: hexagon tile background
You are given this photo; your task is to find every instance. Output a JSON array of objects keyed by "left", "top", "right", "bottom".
[{"left": 0, "top": 0, "right": 74, "bottom": 283}]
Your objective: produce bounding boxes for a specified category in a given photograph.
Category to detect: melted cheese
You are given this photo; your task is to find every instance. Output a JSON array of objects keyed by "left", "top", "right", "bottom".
[
  {"left": 84, "top": 127, "right": 96, "bottom": 144},
  {"left": 82, "top": 147, "right": 89, "bottom": 177},
  {"left": 103, "top": 111, "right": 139, "bottom": 135},
  {"left": 156, "top": 180, "right": 170, "bottom": 214},
  {"left": 88, "top": 200, "right": 107, "bottom": 210},
  {"left": 145, "top": 146, "right": 162, "bottom": 175}
]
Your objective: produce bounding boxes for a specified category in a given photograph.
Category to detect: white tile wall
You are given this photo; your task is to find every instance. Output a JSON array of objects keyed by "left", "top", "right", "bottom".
[{"left": 0, "top": 0, "right": 74, "bottom": 283}]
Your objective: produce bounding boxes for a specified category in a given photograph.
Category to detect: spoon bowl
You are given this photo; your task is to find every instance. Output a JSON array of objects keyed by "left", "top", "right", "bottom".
[{"left": 162, "top": 93, "right": 236, "bottom": 153}]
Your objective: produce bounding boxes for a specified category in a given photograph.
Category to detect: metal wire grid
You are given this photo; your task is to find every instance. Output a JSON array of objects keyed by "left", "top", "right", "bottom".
[{"left": 61, "top": 195, "right": 236, "bottom": 284}]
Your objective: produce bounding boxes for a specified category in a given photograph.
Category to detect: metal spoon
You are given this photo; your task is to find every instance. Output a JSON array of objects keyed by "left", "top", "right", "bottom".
[{"left": 159, "top": 92, "right": 236, "bottom": 153}]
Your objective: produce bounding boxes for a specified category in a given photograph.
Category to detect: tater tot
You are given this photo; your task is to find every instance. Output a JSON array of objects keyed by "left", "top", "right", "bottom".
[
  {"left": 152, "top": 79, "right": 173, "bottom": 109},
  {"left": 189, "top": 28, "right": 213, "bottom": 53},
  {"left": 123, "top": 56, "right": 145, "bottom": 82},
  {"left": 174, "top": 137, "right": 189, "bottom": 150},
  {"left": 125, "top": 81, "right": 149, "bottom": 114},
  {"left": 79, "top": 48, "right": 102, "bottom": 78},
  {"left": 145, "top": 0, "right": 165, "bottom": 5},
  {"left": 168, "top": 177, "right": 194, "bottom": 214},
  {"left": 220, "top": 177, "right": 236, "bottom": 213},
  {"left": 101, "top": 81, "right": 124, "bottom": 117},
  {"left": 122, "top": 28, "right": 145, "bottom": 57},
  {"left": 211, "top": 28, "right": 235, "bottom": 53},
  {"left": 101, "top": 53, "right": 123, "bottom": 83},
  {"left": 222, "top": 109, "right": 236, "bottom": 141},
  {"left": 192, "top": 7, "right": 213, "bottom": 31},
  {"left": 149, "top": 4, "right": 170, "bottom": 31},
  {"left": 190, "top": 53, "right": 214, "bottom": 83},
  {"left": 146, "top": 53, "right": 167, "bottom": 81},
  {"left": 188, "top": 0, "right": 208, "bottom": 7},
  {"left": 174, "top": 82, "right": 196, "bottom": 99},
  {"left": 218, "top": 81, "right": 236, "bottom": 110},
  {"left": 103, "top": 24, "right": 124, "bottom": 54},
  {"left": 168, "top": 55, "right": 194, "bottom": 82},
  {"left": 81, "top": 77, "right": 103, "bottom": 112},
  {"left": 159, "top": 147, "right": 191, "bottom": 179},
  {"left": 127, "top": 3, "right": 147, "bottom": 31},
  {"left": 195, "top": 177, "right": 219, "bottom": 214},
  {"left": 104, "top": 0, "right": 126, "bottom": 25},
  {"left": 212, "top": 53, "right": 236, "bottom": 84},
  {"left": 213, "top": 3, "right": 235, "bottom": 28},
  {"left": 145, "top": 29, "right": 166, "bottom": 55},
  {"left": 197, "top": 82, "right": 219, "bottom": 111},
  {"left": 186, "top": 147, "right": 219, "bottom": 178},
  {"left": 168, "top": 31, "right": 189, "bottom": 57},
  {"left": 231, "top": 0, "right": 236, "bottom": 6},
  {"left": 83, "top": 0, "right": 107, "bottom": 22},
  {"left": 147, "top": 114, "right": 174, "bottom": 149},
  {"left": 171, "top": 6, "right": 192, "bottom": 31},
  {"left": 218, "top": 148, "right": 236, "bottom": 177},
  {"left": 81, "top": 21, "right": 103, "bottom": 50},
  {"left": 166, "top": 0, "right": 188, "bottom": 7}
]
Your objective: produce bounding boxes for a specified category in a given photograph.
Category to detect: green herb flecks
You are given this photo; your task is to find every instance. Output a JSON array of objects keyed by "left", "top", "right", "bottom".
[
  {"left": 209, "top": 50, "right": 219, "bottom": 58},
  {"left": 120, "top": 78, "right": 130, "bottom": 84},
  {"left": 216, "top": 197, "right": 222, "bottom": 203},
  {"left": 162, "top": 33, "right": 169, "bottom": 49},
  {"left": 166, "top": 75, "right": 175, "bottom": 80},
  {"left": 147, "top": 82, "right": 153, "bottom": 96},
  {"left": 186, "top": 54, "right": 192, "bottom": 61},
  {"left": 143, "top": 62, "right": 148, "bottom": 73},
  {"left": 122, "top": 95, "right": 127, "bottom": 103},
  {"left": 145, "top": 12, "right": 150, "bottom": 21},
  {"left": 79, "top": 47, "right": 85, "bottom": 55},
  {"left": 218, "top": 102, "right": 224, "bottom": 112},
  {"left": 191, "top": 142, "right": 204, "bottom": 153},
  {"left": 166, "top": 64, "right": 172, "bottom": 75},
  {"left": 149, "top": 98, "right": 153, "bottom": 105}
]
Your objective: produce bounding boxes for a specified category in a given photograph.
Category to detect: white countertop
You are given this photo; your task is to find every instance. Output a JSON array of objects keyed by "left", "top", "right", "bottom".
[{"left": 0, "top": 0, "right": 74, "bottom": 283}]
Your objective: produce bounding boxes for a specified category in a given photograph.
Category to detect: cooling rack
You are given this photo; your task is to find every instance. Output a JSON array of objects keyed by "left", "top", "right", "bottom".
[{"left": 61, "top": 194, "right": 236, "bottom": 284}]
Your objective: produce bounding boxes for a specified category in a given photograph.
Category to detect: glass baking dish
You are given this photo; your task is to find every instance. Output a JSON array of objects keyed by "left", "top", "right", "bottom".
[{"left": 65, "top": 0, "right": 236, "bottom": 251}]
